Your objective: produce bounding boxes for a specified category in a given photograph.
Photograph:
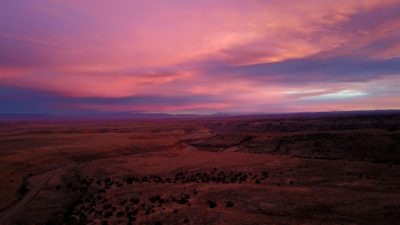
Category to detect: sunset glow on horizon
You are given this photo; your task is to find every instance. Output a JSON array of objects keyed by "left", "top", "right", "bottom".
[{"left": 1, "top": 0, "right": 400, "bottom": 115}]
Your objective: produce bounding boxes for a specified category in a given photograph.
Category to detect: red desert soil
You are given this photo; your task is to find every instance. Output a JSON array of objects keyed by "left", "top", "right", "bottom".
[{"left": 0, "top": 114, "right": 399, "bottom": 225}]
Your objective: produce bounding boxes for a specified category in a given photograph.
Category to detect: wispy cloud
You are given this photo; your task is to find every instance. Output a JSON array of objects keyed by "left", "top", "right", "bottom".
[
  {"left": 212, "top": 56, "right": 400, "bottom": 83},
  {"left": 0, "top": 0, "right": 399, "bottom": 114}
]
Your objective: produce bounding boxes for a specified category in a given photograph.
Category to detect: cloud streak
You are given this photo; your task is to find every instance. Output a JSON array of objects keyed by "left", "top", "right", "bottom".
[{"left": 213, "top": 56, "right": 400, "bottom": 83}]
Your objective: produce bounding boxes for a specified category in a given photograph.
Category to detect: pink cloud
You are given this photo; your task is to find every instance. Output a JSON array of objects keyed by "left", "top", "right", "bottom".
[{"left": 0, "top": 0, "right": 399, "bottom": 114}]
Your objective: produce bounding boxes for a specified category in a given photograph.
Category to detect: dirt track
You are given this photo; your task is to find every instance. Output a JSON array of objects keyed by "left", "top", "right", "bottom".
[{"left": 0, "top": 165, "right": 76, "bottom": 225}]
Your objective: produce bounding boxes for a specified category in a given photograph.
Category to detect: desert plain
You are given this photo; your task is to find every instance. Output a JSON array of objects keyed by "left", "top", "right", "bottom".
[{"left": 0, "top": 113, "right": 400, "bottom": 225}]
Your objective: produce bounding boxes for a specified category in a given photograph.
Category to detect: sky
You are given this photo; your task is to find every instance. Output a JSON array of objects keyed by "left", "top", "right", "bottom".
[{"left": 0, "top": 0, "right": 400, "bottom": 115}]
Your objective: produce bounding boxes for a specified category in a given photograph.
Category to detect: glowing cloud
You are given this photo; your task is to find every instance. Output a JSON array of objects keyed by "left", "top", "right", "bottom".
[{"left": 0, "top": 0, "right": 399, "bottom": 114}]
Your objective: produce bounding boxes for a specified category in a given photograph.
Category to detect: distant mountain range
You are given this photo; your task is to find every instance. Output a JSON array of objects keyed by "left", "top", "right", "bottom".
[{"left": 0, "top": 110, "right": 400, "bottom": 121}]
